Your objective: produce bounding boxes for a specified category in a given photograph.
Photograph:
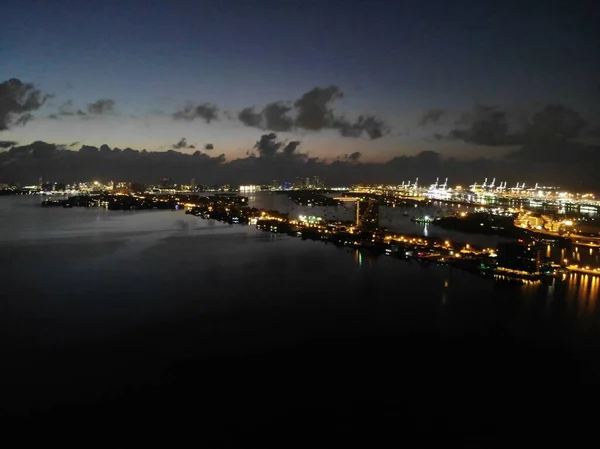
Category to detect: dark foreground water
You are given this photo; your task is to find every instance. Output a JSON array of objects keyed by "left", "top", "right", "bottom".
[{"left": 1, "top": 196, "right": 600, "bottom": 446}]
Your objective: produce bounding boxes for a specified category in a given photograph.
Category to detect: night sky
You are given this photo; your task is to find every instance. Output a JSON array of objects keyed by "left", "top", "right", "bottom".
[{"left": 1, "top": 0, "right": 599, "bottom": 185}]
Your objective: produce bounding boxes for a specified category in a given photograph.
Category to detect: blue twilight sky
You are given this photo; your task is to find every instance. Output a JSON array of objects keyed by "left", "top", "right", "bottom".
[{"left": 1, "top": 0, "right": 598, "bottom": 161}]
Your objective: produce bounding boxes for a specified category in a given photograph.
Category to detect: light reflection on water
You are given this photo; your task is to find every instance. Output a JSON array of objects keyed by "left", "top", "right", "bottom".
[{"left": 1, "top": 194, "right": 600, "bottom": 346}]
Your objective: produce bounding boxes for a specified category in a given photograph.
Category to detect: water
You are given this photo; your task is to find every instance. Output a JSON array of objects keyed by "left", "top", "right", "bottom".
[{"left": 1, "top": 194, "right": 600, "bottom": 443}]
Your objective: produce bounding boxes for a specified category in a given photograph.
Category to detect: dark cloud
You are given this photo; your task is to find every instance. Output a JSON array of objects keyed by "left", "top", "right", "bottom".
[
  {"left": 69, "top": 141, "right": 79, "bottom": 147},
  {"left": 254, "top": 133, "right": 283, "bottom": 158},
  {"left": 282, "top": 140, "right": 301, "bottom": 157},
  {"left": 347, "top": 152, "right": 362, "bottom": 162},
  {"left": 238, "top": 107, "right": 262, "bottom": 128},
  {"left": 237, "top": 86, "right": 388, "bottom": 140},
  {"left": 263, "top": 102, "right": 293, "bottom": 132},
  {"left": 3, "top": 133, "right": 600, "bottom": 191},
  {"left": 335, "top": 151, "right": 362, "bottom": 163},
  {"left": 204, "top": 143, "right": 214, "bottom": 151},
  {"left": 87, "top": 99, "right": 116, "bottom": 115},
  {"left": 0, "top": 78, "right": 51, "bottom": 130},
  {"left": 5, "top": 141, "right": 60, "bottom": 158},
  {"left": 527, "top": 104, "right": 585, "bottom": 141},
  {"left": 335, "top": 115, "right": 389, "bottom": 140},
  {"left": 448, "top": 104, "right": 525, "bottom": 146},
  {"left": 505, "top": 105, "right": 589, "bottom": 165},
  {"left": 432, "top": 133, "right": 444, "bottom": 141},
  {"left": 418, "top": 109, "right": 445, "bottom": 126},
  {"left": 294, "top": 85, "right": 342, "bottom": 131},
  {"left": 0, "top": 140, "right": 17, "bottom": 149},
  {"left": 15, "top": 113, "right": 34, "bottom": 126},
  {"left": 238, "top": 103, "right": 293, "bottom": 131},
  {"left": 173, "top": 102, "right": 218, "bottom": 123},
  {"left": 448, "top": 103, "right": 587, "bottom": 147},
  {"left": 172, "top": 137, "right": 195, "bottom": 150}
]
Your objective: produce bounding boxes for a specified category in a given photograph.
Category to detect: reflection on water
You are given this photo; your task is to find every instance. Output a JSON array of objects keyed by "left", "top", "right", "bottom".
[{"left": 1, "top": 194, "right": 600, "bottom": 346}]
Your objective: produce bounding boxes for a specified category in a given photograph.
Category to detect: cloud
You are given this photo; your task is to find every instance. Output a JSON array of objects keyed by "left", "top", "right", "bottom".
[
  {"left": 237, "top": 103, "right": 293, "bottom": 131},
  {"left": 447, "top": 103, "right": 587, "bottom": 147},
  {"left": 238, "top": 107, "right": 262, "bottom": 128},
  {"left": 5, "top": 141, "right": 60, "bottom": 158},
  {"left": 505, "top": 105, "right": 589, "bottom": 166},
  {"left": 254, "top": 133, "right": 283, "bottom": 158},
  {"left": 294, "top": 85, "right": 342, "bottom": 131},
  {"left": 48, "top": 100, "right": 89, "bottom": 120},
  {"left": 0, "top": 140, "right": 17, "bottom": 149},
  {"left": 173, "top": 102, "right": 218, "bottom": 123},
  {"left": 48, "top": 100, "right": 74, "bottom": 118},
  {"left": 204, "top": 143, "right": 214, "bottom": 151},
  {"left": 14, "top": 113, "right": 34, "bottom": 126},
  {"left": 527, "top": 104, "right": 585, "bottom": 141},
  {"left": 172, "top": 137, "right": 195, "bottom": 150},
  {"left": 348, "top": 151, "right": 361, "bottom": 162},
  {"left": 336, "top": 151, "right": 362, "bottom": 163},
  {"left": 447, "top": 104, "right": 525, "bottom": 146},
  {"left": 282, "top": 140, "right": 301, "bottom": 157},
  {"left": 418, "top": 109, "right": 445, "bottom": 126},
  {"left": 263, "top": 102, "right": 294, "bottom": 132},
  {"left": 69, "top": 141, "right": 79, "bottom": 147},
  {"left": 0, "top": 78, "right": 51, "bottom": 130},
  {"left": 237, "top": 86, "right": 389, "bottom": 140},
  {"left": 3, "top": 132, "right": 600, "bottom": 191},
  {"left": 87, "top": 99, "right": 116, "bottom": 115},
  {"left": 334, "top": 115, "right": 389, "bottom": 140}
]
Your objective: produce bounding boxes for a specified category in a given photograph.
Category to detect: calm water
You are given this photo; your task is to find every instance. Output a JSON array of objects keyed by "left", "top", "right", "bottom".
[
  {"left": 2, "top": 194, "right": 600, "bottom": 443},
  {"left": 1, "top": 194, "right": 599, "bottom": 343}
]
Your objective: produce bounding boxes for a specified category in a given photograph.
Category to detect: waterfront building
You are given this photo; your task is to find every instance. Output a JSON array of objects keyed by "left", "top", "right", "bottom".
[
  {"left": 239, "top": 185, "right": 261, "bottom": 193},
  {"left": 496, "top": 242, "right": 543, "bottom": 273}
]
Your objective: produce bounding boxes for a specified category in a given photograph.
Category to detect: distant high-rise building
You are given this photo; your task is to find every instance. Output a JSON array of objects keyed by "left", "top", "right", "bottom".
[
  {"left": 191, "top": 178, "right": 197, "bottom": 189},
  {"left": 312, "top": 176, "right": 325, "bottom": 189},
  {"left": 497, "top": 242, "right": 543, "bottom": 273}
]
